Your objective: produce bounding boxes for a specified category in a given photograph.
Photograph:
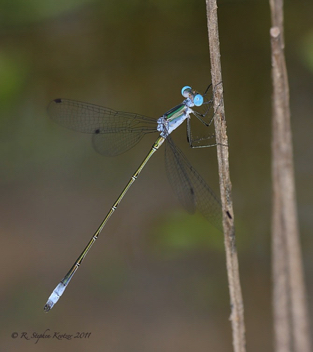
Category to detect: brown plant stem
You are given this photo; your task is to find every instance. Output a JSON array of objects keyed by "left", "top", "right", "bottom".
[
  {"left": 205, "top": 1, "right": 246, "bottom": 351},
  {"left": 270, "top": 1, "right": 312, "bottom": 352}
]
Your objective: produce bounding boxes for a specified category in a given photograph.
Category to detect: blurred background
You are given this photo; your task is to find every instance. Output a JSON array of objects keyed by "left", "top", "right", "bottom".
[{"left": 0, "top": 0, "right": 312, "bottom": 351}]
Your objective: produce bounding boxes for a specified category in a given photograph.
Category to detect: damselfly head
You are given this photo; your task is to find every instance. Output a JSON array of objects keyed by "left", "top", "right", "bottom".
[{"left": 181, "top": 86, "right": 203, "bottom": 107}]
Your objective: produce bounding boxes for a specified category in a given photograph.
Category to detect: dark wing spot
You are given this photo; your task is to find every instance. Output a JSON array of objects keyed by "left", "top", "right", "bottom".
[
  {"left": 94, "top": 129, "right": 100, "bottom": 134},
  {"left": 190, "top": 187, "right": 194, "bottom": 195},
  {"left": 54, "top": 98, "right": 62, "bottom": 103}
]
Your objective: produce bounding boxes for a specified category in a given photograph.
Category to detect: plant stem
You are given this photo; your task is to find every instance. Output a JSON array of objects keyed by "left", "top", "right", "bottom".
[
  {"left": 205, "top": 1, "right": 246, "bottom": 351},
  {"left": 270, "top": 1, "right": 312, "bottom": 351}
]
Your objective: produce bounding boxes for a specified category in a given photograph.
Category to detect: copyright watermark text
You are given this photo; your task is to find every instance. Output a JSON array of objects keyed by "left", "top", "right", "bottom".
[{"left": 11, "top": 329, "right": 91, "bottom": 344}]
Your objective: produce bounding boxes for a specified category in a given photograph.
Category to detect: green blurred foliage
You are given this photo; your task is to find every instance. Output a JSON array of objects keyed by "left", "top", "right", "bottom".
[
  {"left": 0, "top": 0, "right": 205, "bottom": 28},
  {"left": 0, "top": 0, "right": 95, "bottom": 26},
  {"left": 149, "top": 209, "right": 250, "bottom": 259},
  {"left": 300, "top": 29, "right": 313, "bottom": 74},
  {"left": 150, "top": 211, "right": 223, "bottom": 258},
  {"left": 0, "top": 53, "right": 29, "bottom": 108}
]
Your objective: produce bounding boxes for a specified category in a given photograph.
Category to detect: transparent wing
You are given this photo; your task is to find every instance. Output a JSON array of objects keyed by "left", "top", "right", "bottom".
[
  {"left": 165, "top": 136, "right": 222, "bottom": 230},
  {"left": 48, "top": 99, "right": 157, "bottom": 156},
  {"left": 165, "top": 138, "right": 196, "bottom": 214}
]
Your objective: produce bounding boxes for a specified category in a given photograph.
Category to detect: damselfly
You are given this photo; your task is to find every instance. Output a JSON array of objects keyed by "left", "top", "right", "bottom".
[{"left": 44, "top": 85, "right": 222, "bottom": 312}]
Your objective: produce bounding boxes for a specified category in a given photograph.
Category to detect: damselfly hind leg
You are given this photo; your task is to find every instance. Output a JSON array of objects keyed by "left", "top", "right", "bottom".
[{"left": 187, "top": 115, "right": 217, "bottom": 149}]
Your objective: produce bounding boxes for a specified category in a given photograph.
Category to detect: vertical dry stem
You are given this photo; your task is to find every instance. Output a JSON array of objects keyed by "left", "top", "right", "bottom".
[
  {"left": 205, "top": 1, "right": 246, "bottom": 351},
  {"left": 270, "top": 1, "right": 311, "bottom": 351}
]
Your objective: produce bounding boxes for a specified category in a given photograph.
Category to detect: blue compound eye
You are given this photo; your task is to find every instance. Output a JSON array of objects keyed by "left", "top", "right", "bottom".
[
  {"left": 193, "top": 94, "right": 204, "bottom": 106},
  {"left": 181, "top": 86, "right": 192, "bottom": 97}
]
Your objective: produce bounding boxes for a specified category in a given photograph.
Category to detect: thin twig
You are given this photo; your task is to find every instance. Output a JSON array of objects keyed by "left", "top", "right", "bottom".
[
  {"left": 270, "top": 1, "right": 312, "bottom": 352},
  {"left": 205, "top": 1, "right": 246, "bottom": 351}
]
